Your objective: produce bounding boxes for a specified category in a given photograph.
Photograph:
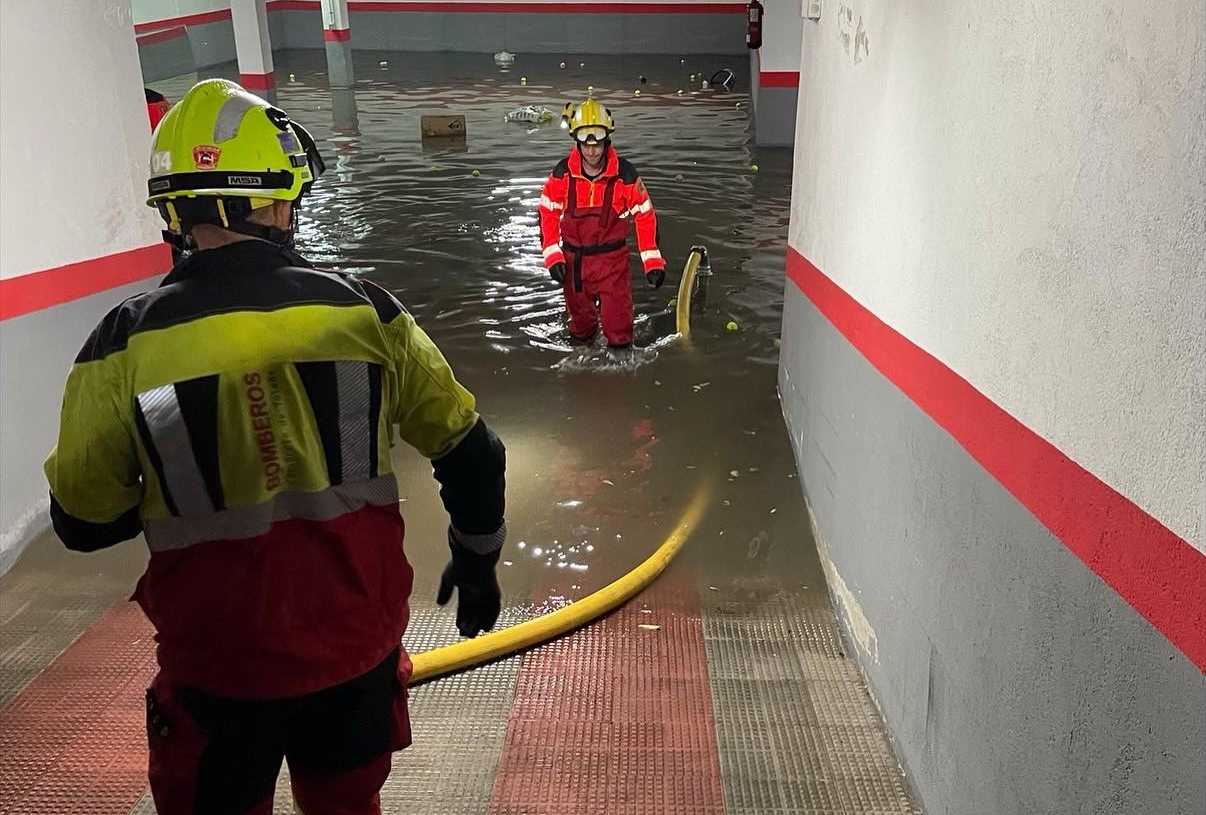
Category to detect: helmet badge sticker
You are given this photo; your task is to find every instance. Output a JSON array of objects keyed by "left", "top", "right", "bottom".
[{"left": 193, "top": 145, "right": 221, "bottom": 170}]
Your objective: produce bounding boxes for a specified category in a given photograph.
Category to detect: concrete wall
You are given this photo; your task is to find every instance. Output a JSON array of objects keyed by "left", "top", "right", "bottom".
[
  {"left": 780, "top": 1, "right": 1205, "bottom": 813},
  {"left": 1, "top": 0, "right": 172, "bottom": 572},
  {"left": 273, "top": 7, "right": 745, "bottom": 53},
  {"left": 133, "top": 0, "right": 747, "bottom": 67}
]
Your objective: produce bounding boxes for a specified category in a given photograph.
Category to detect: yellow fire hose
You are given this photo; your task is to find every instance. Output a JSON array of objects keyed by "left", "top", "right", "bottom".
[
  {"left": 406, "top": 246, "right": 711, "bottom": 686},
  {"left": 409, "top": 482, "right": 711, "bottom": 684},
  {"left": 674, "top": 245, "right": 707, "bottom": 340}
]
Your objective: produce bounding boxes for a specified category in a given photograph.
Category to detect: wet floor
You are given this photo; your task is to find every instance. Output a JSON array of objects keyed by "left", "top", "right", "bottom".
[{"left": 0, "top": 49, "right": 922, "bottom": 815}]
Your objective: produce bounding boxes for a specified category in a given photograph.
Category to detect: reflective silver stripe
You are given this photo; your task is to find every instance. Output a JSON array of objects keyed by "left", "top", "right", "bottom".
[
  {"left": 451, "top": 522, "right": 507, "bottom": 555},
  {"left": 539, "top": 195, "right": 563, "bottom": 211},
  {"left": 137, "top": 384, "right": 214, "bottom": 516},
  {"left": 542, "top": 244, "right": 563, "bottom": 260},
  {"left": 213, "top": 93, "right": 258, "bottom": 143},
  {"left": 335, "top": 362, "right": 372, "bottom": 482},
  {"left": 143, "top": 475, "right": 399, "bottom": 552}
]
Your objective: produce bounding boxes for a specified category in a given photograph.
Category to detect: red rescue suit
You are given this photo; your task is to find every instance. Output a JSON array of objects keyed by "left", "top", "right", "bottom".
[
  {"left": 146, "top": 88, "right": 171, "bottom": 130},
  {"left": 539, "top": 145, "right": 665, "bottom": 347}
]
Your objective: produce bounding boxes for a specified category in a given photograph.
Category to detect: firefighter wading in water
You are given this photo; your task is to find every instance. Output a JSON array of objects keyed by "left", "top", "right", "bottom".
[
  {"left": 43, "top": 79, "right": 507, "bottom": 814},
  {"left": 539, "top": 99, "right": 667, "bottom": 348}
]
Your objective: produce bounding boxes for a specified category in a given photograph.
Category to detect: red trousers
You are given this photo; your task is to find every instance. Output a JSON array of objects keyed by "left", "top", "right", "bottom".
[
  {"left": 563, "top": 249, "right": 633, "bottom": 347},
  {"left": 147, "top": 650, "right": 410, "bottom": 815}
]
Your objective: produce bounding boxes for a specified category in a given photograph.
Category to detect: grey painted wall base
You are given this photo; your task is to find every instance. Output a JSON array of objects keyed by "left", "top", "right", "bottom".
[
  {"left": 778, "top": 284, "right": 1205, "bottom": 815},
  {"left": 753, "top": 84, "right": 797, "bottom": 146},
  {"left": 139, "top": 20, "right": 237, "bottom": 82},
  {"left": 1, "top": 277, "right": 167, "bottom": 574},
  {"left": 274, "top": 9, "right": 744, "bottom": 54},
  {"left": 139, "top": 11, "right": 743, "bottom": 84}
]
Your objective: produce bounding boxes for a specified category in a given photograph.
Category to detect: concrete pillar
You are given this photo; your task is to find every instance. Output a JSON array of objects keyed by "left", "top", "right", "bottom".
[
  {"left": 231, "top": 0, "right": 275, "bottom": 94},
  {"left": 751, "top": 0, "right": 802, "bottom": 146},
  {"left": 321, "top": 0, "right": 352, "bottom": 39},
  {"left": 332, "top": 87, "right": 360, "bottom": 135},
  {"left": 321, "top": 0, "right": 354, "bottom": 87}
]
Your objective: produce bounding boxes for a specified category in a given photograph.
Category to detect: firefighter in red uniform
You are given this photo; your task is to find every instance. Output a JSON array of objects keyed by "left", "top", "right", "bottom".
[
  {"left": 146, "top": 87, "right": 171, "bottom": 129},
  {"left": 538, "top": 99, "right": 666, "bottom": 348}
]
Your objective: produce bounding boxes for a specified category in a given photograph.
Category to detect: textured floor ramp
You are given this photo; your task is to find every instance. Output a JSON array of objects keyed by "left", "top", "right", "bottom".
[
  {"left": 703, "top": 582, "right": 920, "bottom": 814},
  {"left": 0, "top": 603, "right": 154, "bottom": 815},
  {"left": 488, "top": 581, "right": 726, "bottom": 815}
]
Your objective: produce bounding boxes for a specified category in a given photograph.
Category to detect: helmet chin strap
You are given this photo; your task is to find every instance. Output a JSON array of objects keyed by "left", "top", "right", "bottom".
[{"left": 227, "top": 203, "right": 298, "bottom": 248}]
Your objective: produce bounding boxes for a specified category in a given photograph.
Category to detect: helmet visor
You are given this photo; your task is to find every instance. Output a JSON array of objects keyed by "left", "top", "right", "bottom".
[{"left": 573, "top": 126, "right": 609, "bottom": 144}]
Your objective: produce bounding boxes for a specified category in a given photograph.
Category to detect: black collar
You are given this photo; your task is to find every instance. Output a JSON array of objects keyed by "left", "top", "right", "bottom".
[{"left": 162, "top": 240, "right": 313, "bottom": 286}]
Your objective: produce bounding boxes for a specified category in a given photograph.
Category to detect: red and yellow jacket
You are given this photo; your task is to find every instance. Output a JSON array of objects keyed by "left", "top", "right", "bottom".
[{"left": 538, "top": 146, "right": 665, "bottom": 274}]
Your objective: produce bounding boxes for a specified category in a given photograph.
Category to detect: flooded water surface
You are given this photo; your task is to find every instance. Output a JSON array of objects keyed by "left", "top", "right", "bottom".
[{"left": 68, "top": 48, "right": 818, "bottom": 635}]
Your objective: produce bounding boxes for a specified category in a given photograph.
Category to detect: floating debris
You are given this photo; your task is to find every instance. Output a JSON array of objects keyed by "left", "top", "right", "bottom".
[
  {"left": 505, "top": 105, "right": 555, "bottom": 123},
  {"left": 602, "top": 479, "right": 615, "bottom": 486},
  {"left": 378, "top": 60, "right": 389, "bottom": 67},
  {"left": 493, "top": 51, "right": 516, "bottom": 65},
  {"left": 560, "top": 61, "right": 567, "bottom": 69},
  {"left": 638, "top": 623, "right": 661, "bottom": 631},
  {"left": 692, "top": 381, "right": 711, "bottom": 392},
  {"left": 502, "top": 560, "right": 514, "bottom": 567},
  {"left": 729, "top": 470, "right": 740, "bottom": 477}
]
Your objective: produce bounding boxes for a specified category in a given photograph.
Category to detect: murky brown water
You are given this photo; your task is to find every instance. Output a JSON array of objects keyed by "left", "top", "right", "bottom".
[{"left": 8, "top": 50, "right": 822, "bottom": 646}]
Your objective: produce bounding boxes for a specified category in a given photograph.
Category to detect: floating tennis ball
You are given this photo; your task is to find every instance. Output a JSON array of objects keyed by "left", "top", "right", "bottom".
[
  {"left": 726, "top": 321, "right": 739, "bottom": 332},
  {"left": 472, "top": 169, "right": 481, "bottom": 177},
  {"left": 750, "top": 163, "right": 759, "bottom": 172}
]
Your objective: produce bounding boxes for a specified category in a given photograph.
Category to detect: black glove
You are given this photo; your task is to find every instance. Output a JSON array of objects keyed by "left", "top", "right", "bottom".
[
  {"left": 549, "top": 262, "right": 566, "bottom": 285},
  {"left": 436, "top": 531, "right": 502, "bottom": 638},
  {"left": 646, "top": 267, "right": 666, "bottom": 289}
]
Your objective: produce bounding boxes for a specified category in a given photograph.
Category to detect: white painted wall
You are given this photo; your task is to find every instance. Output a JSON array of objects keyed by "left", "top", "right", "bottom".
[
  {"left": 758, "top": 0, "right": 803, "bottom": 72},
  {"left": 1, "top": 0, "right": 165, "bottom": 570},
  {"left": 1, "top": 0, "right": 163, "bottom": 280},
  {"left": 131, "top": 0, "right": 229, "bottom": 26},
  {"left": 789, "top": 0, "right": 1205, "bottom": 550}
]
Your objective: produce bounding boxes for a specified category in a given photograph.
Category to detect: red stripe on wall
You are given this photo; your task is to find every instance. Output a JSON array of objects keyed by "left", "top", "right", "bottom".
[
  {"left": 760, "top": 70, "right": 799, "bottom": 87},
  {"left": 133, "top": 9, "right": 231, "bottom": 34},
  {"left": 240, "top": 72, "right": 277, "bottom": 90},
  {"left": 272, "top": 0, "right": 745, "bottom": 11},
  {"left": 785, "top": 247, "right": 1206, "bottom": 671},
  {"left": 0, "top": 244, "right": 170, "bottom": 322},
  {"left": 136, "top": 25, "right": 187, "bottom": 47},
  {"left": 323, "top": 27, "right": 353, "bottom": 41},
  {"left": 0, "top": 603, "right": 156, "bottom": 810}
]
